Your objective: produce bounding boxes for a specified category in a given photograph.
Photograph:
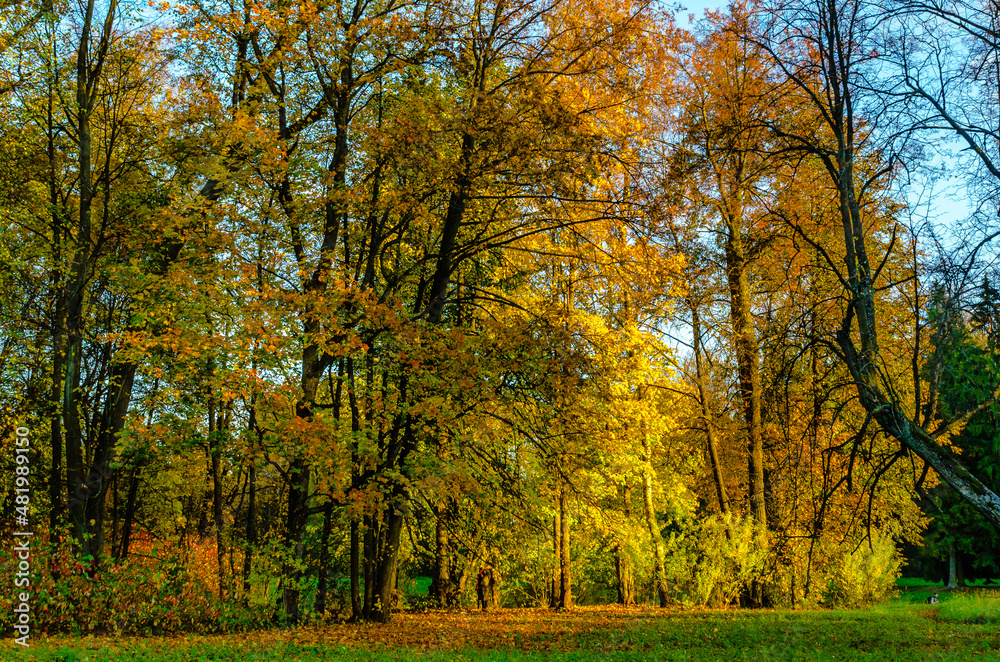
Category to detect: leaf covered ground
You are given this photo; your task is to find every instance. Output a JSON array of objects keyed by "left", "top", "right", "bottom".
[{"left": 6, "top": 601, "right": 1000, "bottom": 661}]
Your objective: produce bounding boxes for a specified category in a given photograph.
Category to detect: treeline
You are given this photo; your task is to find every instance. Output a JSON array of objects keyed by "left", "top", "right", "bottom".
[{"left": 2, "top": 0, "right": 1000, "bottom": 628}]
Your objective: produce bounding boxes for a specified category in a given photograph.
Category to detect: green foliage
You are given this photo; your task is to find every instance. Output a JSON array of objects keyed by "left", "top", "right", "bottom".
[
  {"left": 823, "top": 535, "right": 902, "bottom": 607},
  {"left": 921, "top": 282, "right": 1000, "bottom": 579},
  {"left": 661, "top": 513, "right": 768, "bottom": 607}
]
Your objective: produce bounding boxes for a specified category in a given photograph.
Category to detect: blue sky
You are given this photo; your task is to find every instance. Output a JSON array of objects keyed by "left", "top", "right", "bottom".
[{"left": 673, "top": 0, "right": 726, "bottom": 29}]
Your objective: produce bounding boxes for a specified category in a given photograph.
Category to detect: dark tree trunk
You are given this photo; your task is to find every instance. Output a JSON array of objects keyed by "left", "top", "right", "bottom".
[
  {"left": 118, "top": 467, "right": 141, "bottom": 560},
  {"left": 314, "top": 502, "right": 333, "bottom": 615},
  {"left": 350, "top": 518, "right": 361, "bottom": 619},
  {"left": 363, "top": 516, "right": 376, "bottom": 617},
  {"left": 282, "top": 454, "right": 310, "bottom": 622},
  {"left": 243, "top": 461, "right": 256, "bottom": 595},
  {"left": 559, "top": 483, "right": 572, "bottom": 609},
  {"left": 550, "top": 497, "right": 561, "bottom": 608},
  {"left": 370, "top": 506, "right": 405, "bottom": 622},
  {"left": 723, "top": 210, "right": 766, "bottom": 531},
  {"left": 210, "top": 396, "right": 226, "bottom": 600}
]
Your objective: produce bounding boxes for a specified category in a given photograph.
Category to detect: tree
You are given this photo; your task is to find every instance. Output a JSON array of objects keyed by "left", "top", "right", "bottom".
[
  {"left": 919, "top": 279, "right": 1000, "bottom": 585},
  {"left": 752, "top": 0, "right": 1000, "bottom": 531}
]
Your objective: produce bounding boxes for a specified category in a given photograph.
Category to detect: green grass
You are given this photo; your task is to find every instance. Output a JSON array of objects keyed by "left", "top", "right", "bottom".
[
  {"left": 937, "top": 591, "right": 1000, "bottom": 625},
  {"left": 8, "top": 600, "right": 1000, "bottom": 661}
]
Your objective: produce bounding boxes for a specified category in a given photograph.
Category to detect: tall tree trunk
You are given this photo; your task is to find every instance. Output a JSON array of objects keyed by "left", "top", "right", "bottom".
[
  {"left": 118, "top": 467, "right": 140, "bottom": 560},
  {"left": 643, "top": 434, "right": 669, "bottom": 608},
  {"left": 345, "top": 357, "right": 364, "bottom": 621},
  {"left": 614, "top": 543, "right": 634, "bottom": 606},
  {"left": 723, "top": 211, "right": 766, "bottom": 530},
  {"left": 46, "top": 33, "right": 65, "bottom": 536},
  {"left": 64, "top": 0, "right": 96, "bottom": 550},
  {"left": 65, "top": 0, "right": 119, "bottom": 560},
  {"left": 559, "top": 483, "right": 572, "bottom": 609},
  {"left": 947, "top": 541, "right": 966, "bottom": 588},
  {"left": 314, "top": 502, "right": 333, "bottom": 615},
  {"left": 371, "top": 499, "right": 405, "bottom": 622},
  {"left": 350, "top": 518, "right": 361, "bottom": 618},
  {"left": 210, "top": 396, "right": 226, "bottom": 600},
  {"left": 243, "top": 461, "right": 256, "bottom": 595},
  {"left": 363, "top": 516, "right": 377, "bottom": 617},
  {"left": 691, "top": 302, "right": 729, "bottom": 516},
  {"left": 550, "top": 498, "right": 561, "bottom": 608},
  {"left": 282, "top": 454, "right": 310, "bottom": 622},
  {"left": 723, "top": 203, "right": 767, "bottom": 608}
]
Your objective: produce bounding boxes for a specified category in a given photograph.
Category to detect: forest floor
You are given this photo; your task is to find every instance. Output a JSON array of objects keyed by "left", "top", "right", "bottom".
[{"left": 5, "top": 598, "right": 1000, "bottom": 661}]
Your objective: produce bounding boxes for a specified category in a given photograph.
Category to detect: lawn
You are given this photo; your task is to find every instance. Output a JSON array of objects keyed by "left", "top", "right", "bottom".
[{"left": 5, "top": 597, "right": 1000, "bottom": 661}]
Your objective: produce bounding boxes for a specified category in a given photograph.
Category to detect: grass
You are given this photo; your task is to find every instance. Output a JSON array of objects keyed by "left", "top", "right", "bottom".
[
  {"left": 937, "top": 591, "right": 1000, "bottom": 625},
  {"left": 6, "top": 599, "right": 1000, "bottom": 661}
]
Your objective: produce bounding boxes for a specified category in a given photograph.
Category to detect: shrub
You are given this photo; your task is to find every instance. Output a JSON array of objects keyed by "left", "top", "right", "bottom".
[
  {"left": 0, "top": 531, "right": 274, "bottom": 635},
  {"left": 824, "top": 534, "right": 901, "bottom": 607},
  {"left": 662, "top": 512, "right": 768, "bottom": 607}
]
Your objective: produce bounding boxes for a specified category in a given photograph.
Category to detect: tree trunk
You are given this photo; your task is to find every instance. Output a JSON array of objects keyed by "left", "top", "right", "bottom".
[
  {"left": 723, "top": 205, "right": 767, "bottom": 608},
  {"left": 282, "top": 454, "right": 310, "bottom": 622},
  {"left": 691, "top": 303, "right": 729, "bottom": 516},
  {"left": 118, "top": 467, "right": 140, "bottom": 560},
  {"left": 82, "top": 360, "right": 136, "bottom": 565},
  {"left": 363, "top": 516, "right": 378, "bottom": 617},
  {"left": 550, "top": 500, "right": 561, "bottom": 608},
  {"left": 433, "top": 504, "right": 452, "bottom": 607},
  {"left": 615, "top": 481, "right": 635, "bottom": 606},
  {"left": 723, "top": 210, "right": 766, "bottom": 531},
  {"left": 209, "top": 396, "right": 226, "bottom": 600},
  {"left": 243, "top": 461, "right": 256, "bottom": 596},
  {"left": 643, "top": 435, "right": 669, "bottom": 607},
  {"left": 350, "top": 518, "right": 361, "bottom": 618},
  {"left": 371, "top": 505, "right": 404, "bottom": 622},
  {"left": 315, "top": 502, "right": 333, "bottom": 615},
  {"left": 948, "top": 541, "right": 958, "bottom": 589},
  {"left": 559, "top": 483, "right": 572, "bottom": 609},
  {"left": 614, "top": 542, "right": 635, "bottom": 606},
  {"left": 46, "top": 45, "right": 65, "bottom": 537}
]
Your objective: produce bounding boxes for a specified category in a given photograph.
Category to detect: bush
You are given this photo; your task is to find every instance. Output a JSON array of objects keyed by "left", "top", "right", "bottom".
[
  {"left": 824, "top": 534, "right": 901, "bottom": 607},
  {"left": 0, "top": 532, "right": 274, "bottom": 635},
  {"left": 662, "top": 512, "right": 768, "bottom": 607}
]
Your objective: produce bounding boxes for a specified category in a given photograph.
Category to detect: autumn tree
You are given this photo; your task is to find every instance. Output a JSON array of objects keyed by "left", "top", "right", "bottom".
[{"left": 749, "top": 0, "right": 1000, "bottom": 532}]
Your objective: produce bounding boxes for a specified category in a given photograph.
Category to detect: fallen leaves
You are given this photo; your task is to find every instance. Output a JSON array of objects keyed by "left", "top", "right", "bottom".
[{"left": 32, "top": 605, "right": 669, "bottom": 654}]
